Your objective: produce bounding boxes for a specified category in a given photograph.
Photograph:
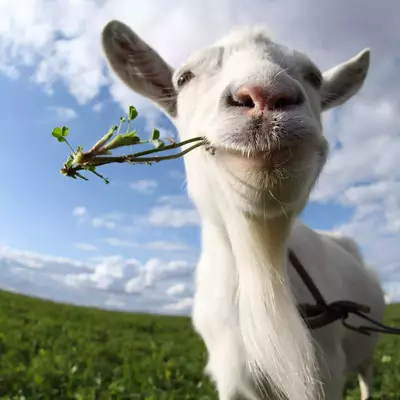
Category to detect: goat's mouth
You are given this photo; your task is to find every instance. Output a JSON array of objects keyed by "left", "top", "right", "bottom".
[
  {"left": 210, "top": 114, "right": 317, "bottom": 171},
  {"left": 216, "top": 144, "right": 299, "bottom": 173}
]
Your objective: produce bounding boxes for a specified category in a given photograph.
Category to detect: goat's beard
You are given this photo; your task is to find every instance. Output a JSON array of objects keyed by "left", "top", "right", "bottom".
[{"left": 208, "top": 168, "right": 323, "bottom": 400}]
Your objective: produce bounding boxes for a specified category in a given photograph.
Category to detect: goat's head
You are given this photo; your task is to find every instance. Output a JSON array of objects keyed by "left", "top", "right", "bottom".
[{"left": 102, "top": 21, "right": 370, "bottom": 221}]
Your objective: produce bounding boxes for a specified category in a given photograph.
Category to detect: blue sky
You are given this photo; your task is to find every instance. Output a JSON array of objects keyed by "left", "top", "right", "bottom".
[
  {"left": 0, "top": 0, "right": 399, "bottom": 313},
  {"left": 0, "top": 71, "right": 191, "bottom": 259},
  {"left": 0, "top": 67, "right": 351, "bottom": 258}
]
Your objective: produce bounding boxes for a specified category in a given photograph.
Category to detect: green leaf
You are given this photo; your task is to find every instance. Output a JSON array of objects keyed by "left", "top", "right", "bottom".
[
  {"left": 150, "top": 129, "right": 165, "bottom": 148},
  {"left": 61, "top": 126, "right": 69, "bottom": 137},
  {"left": 128, "top": 106, "right": 138, "bottom": 121},
  {"left": 52, "top": 126, "right": 69, "bottom": 142},
  {"left": 53, "top": 127, "right": 62, "bottom": 135},
  {"left": 52, "top": 127, "right": 66, "bottom": 142},
  {"left": 65, "top": 154, "right": 74, "bottom": 168},
  {"left": 151, "top": 129, "right": 160, "bottom": 141},
  {"left": 104, "top": 131, "right": 141, "bottom": 150},
  {"left": 53, "top": 135, "right": 66, "bottom": 143},
  {"left": 150, "top": 138, "right": 165, "bottom": 149},
  {"left": 90, "top": 126, "right": 117, "bottom": 152}
]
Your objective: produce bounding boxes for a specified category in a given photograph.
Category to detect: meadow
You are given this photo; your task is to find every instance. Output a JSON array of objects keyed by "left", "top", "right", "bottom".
[{"left": 0, "top": 289, "right": 399, "bottom": 399}]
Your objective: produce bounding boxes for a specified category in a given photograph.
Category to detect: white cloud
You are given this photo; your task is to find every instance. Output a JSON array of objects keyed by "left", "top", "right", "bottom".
[
  {"left": 142, "top": 258, "right": 165, "bottom": 287},
  {"left": 384, "top": 284, "right": 400, "bottom": 305},
  {"left": 147, "top": 205, "right": 199, "bottom": 228},
  {"left": 340, "top": 181, "right": 400, "bottom": 235},
  {"left": 1, "top": 0, "right": 400, "bottom": 306},
  {"left": 0, "top": 244, "right": 195, "bottom": 313},
  {"left": 73, "top": 211, "right": 137, "bottom": 234},
  {"left": 104, "top": 238, "right": 135, "bottom": 248},
  {"left": 63, "top": 254, "right": 139, "bottom": 291},
  {"left": 108, "top": 194, "right": 199, "bottom": 229},
  {"left": 332, "top": 180, "right": 400, "bottom": 287},
  {"left": 92, "top": 218, "right": 117, "bottom": 230},
  {"left": 0, "top": 63, "right": 18, "bottom": 79},
  {"left": 0, "top": 244, "right": 89, "bottom": 274},
  {"left": 0, "top": 0, "right": 398, "bottom": 112},
  {"left": 56, "top": 250, "right": 193, "bottom": 298},
  {"left": 105, "top": 237, "right": 190, "bottom": 252},
  {"left": 129, "top": 179, "right": 158, "bottom": 194},
  {"left": 72, "top": 206, "right": 87, "bottom": 218},
  {"left": 104, "top": 296, "right": 126, "bottom": 309},
  {"left": 74, "top": 243, "right": 98, "bottom": 252},
  {"left": 91, "top": 212, "right": 124, "bottom": 230},
  {"left": 166, "top": 283, "right": 186, "bottom": 296},
  {"left": 125, "top": 276, "right": 144, "bottom": 294},
  {"left": 311, "top": 100, "right": 400, "bottom": 204},
  {"left": 92, "top": 102, "right": 103, "bottom": 112},
  {"left": 147, "top": 240, "right": 189, "bottom": 251},
  {"left": 47, "top": 106, "right": 77, "bottom": 122},
  {"left": 157, "top": 195, "right": 192, "bottom": 206},
  {"left": 163, "top": 297, "right": 193, "bottom": 313},
  {"left": 123, "top": 258, "right": 193, "bottom": 293}
]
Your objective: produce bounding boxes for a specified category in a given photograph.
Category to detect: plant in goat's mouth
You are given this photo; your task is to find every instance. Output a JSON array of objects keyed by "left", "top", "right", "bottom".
[{"left": 52, "top": 105, "right": 209, "bottom": 184}]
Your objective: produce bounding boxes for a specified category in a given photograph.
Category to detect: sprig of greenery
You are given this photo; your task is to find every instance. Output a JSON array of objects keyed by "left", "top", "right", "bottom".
[{"left": 52, "top": 105, "right": 209, "bottom": 184}]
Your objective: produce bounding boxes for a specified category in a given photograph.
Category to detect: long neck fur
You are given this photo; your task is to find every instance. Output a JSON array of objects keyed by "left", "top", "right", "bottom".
[{"left": 190, "top": 154, "right": 322, "bottom": 400}]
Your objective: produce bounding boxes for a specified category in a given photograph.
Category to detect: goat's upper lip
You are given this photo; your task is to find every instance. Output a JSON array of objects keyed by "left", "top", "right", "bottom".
[{"left": 223, "top": 144, "right": 292, "bottom": 159}]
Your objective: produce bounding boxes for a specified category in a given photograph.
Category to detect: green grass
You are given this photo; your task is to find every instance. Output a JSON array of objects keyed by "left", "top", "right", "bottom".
[{"left": 0, "top": 290, "right": 399, "bottom": 399}]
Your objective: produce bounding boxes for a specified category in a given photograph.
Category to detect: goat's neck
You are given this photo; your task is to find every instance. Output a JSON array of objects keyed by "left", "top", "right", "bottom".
[
  {"left": 197, "top": 208, "right": 319, "bottom": 400},
  {"left": 212, "top": 205, "right": 294, "bottom": 280},
  {"left": 197, "top": 213, "right": 294, "bottom": 324}
]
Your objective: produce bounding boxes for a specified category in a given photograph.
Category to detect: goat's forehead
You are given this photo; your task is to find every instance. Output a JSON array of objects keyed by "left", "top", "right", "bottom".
[
  {"left": 182, "top": 26, "right": 303, "bottom": 69},
  {"left": 215, "top": 26, "right": 273, "bottom": 47}
]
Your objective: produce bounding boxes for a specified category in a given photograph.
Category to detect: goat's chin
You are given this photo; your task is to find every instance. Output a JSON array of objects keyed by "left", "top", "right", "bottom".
[{"left": 214, "top": 146, "right": 323, "bottom": 219}]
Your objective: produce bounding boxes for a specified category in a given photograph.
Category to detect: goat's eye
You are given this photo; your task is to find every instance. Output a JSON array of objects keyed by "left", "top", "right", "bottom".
[
  {"left": 305, "top": 71, "right": 323, "bottom": 89},
  {"left": 177, "top": 71, "right": 195, "bottom": 88}
]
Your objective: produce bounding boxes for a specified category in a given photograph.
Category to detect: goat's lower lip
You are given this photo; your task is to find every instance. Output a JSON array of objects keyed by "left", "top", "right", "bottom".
[{"left": 214, "top": 144, "right": 295, "bottom": 169}]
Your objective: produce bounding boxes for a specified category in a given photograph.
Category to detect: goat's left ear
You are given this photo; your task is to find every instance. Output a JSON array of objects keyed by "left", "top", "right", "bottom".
[
  {"left": 102, "top": 20, "right": 177, "bottom": 117},
  {"left": 320, "top": 48, "right": 370, "bottom": 111}
]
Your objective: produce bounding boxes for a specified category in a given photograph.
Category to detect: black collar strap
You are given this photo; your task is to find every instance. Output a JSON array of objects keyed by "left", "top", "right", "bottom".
[{"left": 289, "top": 249, "right": 400, "bottom": 336}]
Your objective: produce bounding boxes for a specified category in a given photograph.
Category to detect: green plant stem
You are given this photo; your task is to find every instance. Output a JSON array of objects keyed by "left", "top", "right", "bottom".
[
  {"left": 64, "top": 138, "right": 76, "bottom": 155},
  {"left": 123, "top": 136, "right": 204, "bottom": 158},
  {"left": 89, "top": 142, "right": 205, "bottom": 166},
  {"left": 61, "top": 136, "right": 209, "bottom": 177}
]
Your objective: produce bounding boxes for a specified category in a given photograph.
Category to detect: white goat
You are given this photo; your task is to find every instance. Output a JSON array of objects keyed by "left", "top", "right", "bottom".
[{"left": 101, "top": 20, "right": 386, "bottom": 400}]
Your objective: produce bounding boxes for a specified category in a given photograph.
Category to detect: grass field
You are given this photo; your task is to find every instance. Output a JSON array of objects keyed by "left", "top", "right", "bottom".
[{"left": 0, "top": 289, "right": 399, "bottom": 399}]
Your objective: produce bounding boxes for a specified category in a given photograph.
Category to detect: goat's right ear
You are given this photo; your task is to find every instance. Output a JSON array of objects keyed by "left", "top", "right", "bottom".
[
  {"left": 102, "top": 20, "right": 177, "bottom": 117},
  {"left": 320, "top": 48, "right": 370, "bottom": 112}
]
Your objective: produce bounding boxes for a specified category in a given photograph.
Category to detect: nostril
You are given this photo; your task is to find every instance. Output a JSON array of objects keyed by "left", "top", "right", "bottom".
[
  {"left": 228, "top": 90, "right": 255, "bottom": 108},
  {"left": 230, "top": 86, "right": 265, "bottom": 110},
  {"left": 234, "top": 91, "right": 256, "bottom": 108},
  {"left": 273, "top": 92, "right": 303, "bottom": 110}
]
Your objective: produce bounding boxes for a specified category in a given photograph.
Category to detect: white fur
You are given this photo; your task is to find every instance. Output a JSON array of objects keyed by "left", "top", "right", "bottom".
[{"left": 101, "top": 21, "right": 386, "bottom": 400}]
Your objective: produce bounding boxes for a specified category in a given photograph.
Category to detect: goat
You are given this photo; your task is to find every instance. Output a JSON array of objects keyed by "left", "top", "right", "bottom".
[{"left": 101, "top": 20, "right": 386, "bottom": 400}]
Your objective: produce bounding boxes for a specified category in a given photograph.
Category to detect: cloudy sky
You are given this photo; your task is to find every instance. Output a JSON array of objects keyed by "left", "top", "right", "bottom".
[{"left": 0, "top": 0, "right": 399, "bottom": 315}]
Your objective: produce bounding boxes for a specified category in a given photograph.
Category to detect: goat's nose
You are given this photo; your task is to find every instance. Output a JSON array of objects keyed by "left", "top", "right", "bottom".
[{"left": 230, "top": 84, "right": 302, "bottom": 115}]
